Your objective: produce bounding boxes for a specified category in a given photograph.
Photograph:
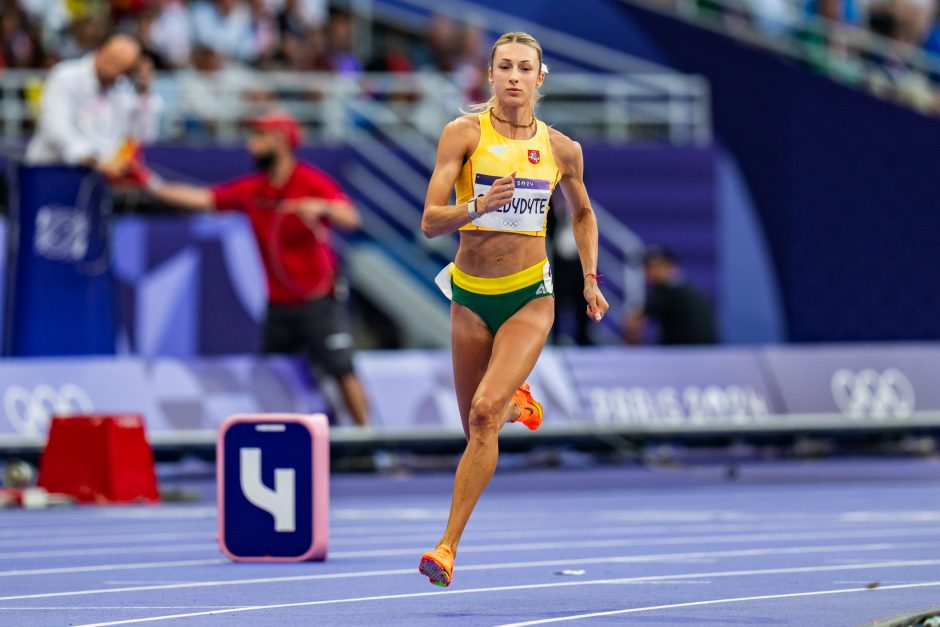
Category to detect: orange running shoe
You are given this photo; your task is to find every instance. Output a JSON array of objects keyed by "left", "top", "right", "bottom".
[
  {"left": 418, "top": 545, "right": 455, "bottom": 587},
  {"left": 512, "top": 382, "right": 543, "bottom": 431}
]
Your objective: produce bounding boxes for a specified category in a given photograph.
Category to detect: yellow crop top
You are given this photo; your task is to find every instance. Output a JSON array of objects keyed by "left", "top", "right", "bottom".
[{"left": 456, "top": 110, "right": 560, "bottom": 237}]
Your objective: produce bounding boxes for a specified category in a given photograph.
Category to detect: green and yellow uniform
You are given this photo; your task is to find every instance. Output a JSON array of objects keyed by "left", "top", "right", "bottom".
[{"left": 435, "top": 110, "right": 560, "bottom": 333}]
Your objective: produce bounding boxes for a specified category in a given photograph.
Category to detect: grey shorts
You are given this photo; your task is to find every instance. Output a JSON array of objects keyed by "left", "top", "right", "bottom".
[{"left": 262, "top": 296, "right": 356, "bottom": 378}]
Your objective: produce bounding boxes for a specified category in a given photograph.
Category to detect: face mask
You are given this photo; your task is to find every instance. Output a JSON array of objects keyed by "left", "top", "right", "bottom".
[{"left": 253, "top": 151, "right": 277, "bottom": 173}]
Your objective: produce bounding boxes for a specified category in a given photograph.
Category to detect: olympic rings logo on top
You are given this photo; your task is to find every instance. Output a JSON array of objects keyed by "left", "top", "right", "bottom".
[
  {"left": 830, "top": 368, "right": 916, "bottom": 420},
  {"left": 3, "top": 384, "right": 95, "bottom": 436}
]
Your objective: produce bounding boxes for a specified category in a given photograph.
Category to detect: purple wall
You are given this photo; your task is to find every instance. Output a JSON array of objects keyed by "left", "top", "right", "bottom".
[
  {"left": 584, "top": 145, "right": 718, "bottom": 301},
  {"left": 144, "top": 146, "right": 351, "bottom": 187},
  {"left": 617, "top": 4, "right": 940, "bottom": 342}
]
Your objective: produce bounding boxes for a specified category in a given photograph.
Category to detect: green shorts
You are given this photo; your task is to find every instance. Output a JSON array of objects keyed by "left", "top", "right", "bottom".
[{"left": 434, "top": 259, "right": 554, "bottom": 334}]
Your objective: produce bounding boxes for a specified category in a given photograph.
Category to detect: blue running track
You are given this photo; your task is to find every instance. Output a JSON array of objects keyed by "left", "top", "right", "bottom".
[{"left": 1, "top": 458, "right": 939, "bottom": 626}]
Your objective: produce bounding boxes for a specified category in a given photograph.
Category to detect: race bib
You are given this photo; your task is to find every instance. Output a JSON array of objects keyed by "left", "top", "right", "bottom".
[{"left": 471, "top": 174, "right": 551, "bottom": 232}]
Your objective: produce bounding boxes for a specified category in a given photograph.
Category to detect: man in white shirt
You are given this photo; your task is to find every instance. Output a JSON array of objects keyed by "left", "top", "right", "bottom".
[{"left": 25, "top": 33, "right": 163, "bottom": 177}]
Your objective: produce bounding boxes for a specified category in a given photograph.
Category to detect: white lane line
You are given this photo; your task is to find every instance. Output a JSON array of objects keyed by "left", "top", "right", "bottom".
[
  {"left": 325, "top": 527, "right": 940, "bottom": 559},
  {"left": 6, "top": 539, "right": 936, "bottom": 578},
  {"left": 27, "top": 518, "right": 936, "bottom": 554},
  {"left": 495, "top": 581, "right": 940, "bottom": 626},
  {"left": 1, "top": 542, "right": 936, "bottom": 602},
  {"left": 3, "top": 507, "right": 937, "bottom": 540},
  {"left": 299, "top": 521, "right": 879, "bottom": 547},
  {"left": 0, "top": 523, "right": 443, "bottom": 541},
  {"left": 14, "top": 523, "right": 892, "bottom": 556},
  {"left": 4, "top": 524, "right": 939, "bottom": 562},
  {"left": 5, "top": 504, "right": 937, "bottom": 533},
  {"left": 332, "top": 507, "right": 448, "bottom": 521},
  {"left": 0, "top": 543, "right": 215, "bottom": 561},
  {"left": 66, "top": 567, "right": 940, "bottom": 626},
  {"left": 0, "top": 521, "right": 844, "bottom": 550},
  {"left": 0, "top": 560, "right": 228, "bottom": 578},
  {"left": 0, "top": 606, "right": 250, "bottom": 611},
  {"left": 0, "top": 509, "right": 216, "bottom": 527},
  {"left": 842, "top": 511, "right": 940, "bottom": 522},
  {"left": 0, "top": 532, "right": 213, "bottom": 550}
]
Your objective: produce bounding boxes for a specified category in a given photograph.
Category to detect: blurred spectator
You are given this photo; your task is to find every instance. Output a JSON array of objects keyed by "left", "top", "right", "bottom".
[
  {"left": 1, "top": 3, "right": 41, "bottom": 68},
  {"left": 271, "top": 0, "right": 328, "bottom": 71},
  {"left": 110, "top": 0, "right": 149, "bottom": 26},
  {"left": 148, "top": 0, "right": 193, "bottom": 68},
  {"left": 367, "top": 32, "right": 415, "bottom": 73},
  {"left": 277, "top": 0, "right": 310, "bottom": 39},
  {"left": 18, "top": 0, "right": 69, "bottom": 56},
  {"left": 278, "top": 23, "right": 329, "bottom": 70},
  {"left": 418, "top": 13, "right": 458, "bottom": 72},
  {"left": 805, "top": 0, "right": 864, "bottom": 25},
  {"left": 742, "top": 0, "right": 800, "bottom": 35},
  {"left": 922, "top": 5, "right": 940, "bottom": 56},
  {"left": 275, "top": 0, "right": 327, "bottom": 32},
  {"left": 623, "top": 247, "right": 717, "bottom": 346},
  {"left": 57, "top": 14, "right": 108, "bottom": 60},
  {"left": 178, "top": 44, "right": 252, "bottom": 134},
  {"left": 893, "top": 0, "right": 935, "bottom": 45},
  {"left": 248, "top": 0, "right": 280, "bottom": 67},
  {"left": 146, "top": 111, "right": 371, "bottom": 427},
  {"left": 134, "top": 6, "right": 171, "bottom": 70},
  {"left": 25, "top": 33, "right": 163, "bottom": 178},
  {"left": 454, "top": 22, "right": 487, "bottom": 102},
  {"left": 191, "top": 0, "right": 258, "bottom": 62},
  {"left": 325, "top": 10, "right": 362, "bottom": 75},
  {"left": 864, "top": 5, "right": 939, "bottom": 111}
]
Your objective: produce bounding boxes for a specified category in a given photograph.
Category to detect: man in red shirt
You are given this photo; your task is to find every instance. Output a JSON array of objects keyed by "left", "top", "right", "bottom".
[{"left": 147, "top": 111, "right": 369, "bottom": 426}]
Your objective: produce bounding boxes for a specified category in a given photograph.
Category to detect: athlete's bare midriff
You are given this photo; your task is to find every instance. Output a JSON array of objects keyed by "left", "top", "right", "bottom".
[{"left": 455, "top": 230, "right": 547, "bottom": 278}]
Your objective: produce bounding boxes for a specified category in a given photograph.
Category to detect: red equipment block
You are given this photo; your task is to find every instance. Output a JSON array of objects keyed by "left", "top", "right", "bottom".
[{"left": 38, "top": 414, "right": 160, "bottom": 504}]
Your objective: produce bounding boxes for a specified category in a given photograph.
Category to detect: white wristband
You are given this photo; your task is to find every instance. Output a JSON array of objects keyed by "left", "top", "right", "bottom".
[{"left": 467, "top": 197, "right": 482, "bottom": 220}]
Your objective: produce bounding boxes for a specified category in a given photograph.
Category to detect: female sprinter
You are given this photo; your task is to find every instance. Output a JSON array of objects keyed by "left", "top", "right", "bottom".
[{"left": 418, "top": 32, "right": 609, "bottom": 587}]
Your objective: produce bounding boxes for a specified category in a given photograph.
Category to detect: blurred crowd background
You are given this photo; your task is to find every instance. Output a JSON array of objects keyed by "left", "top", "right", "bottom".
[
  {"left": 681, "top": 0, "right": 940, "bottom": 54},
  {"left": 5, "top": 1, "right": 940, "bottom": 72},
  {"left": 657, "top": 0, "right": 940, "bottom": 113},
  {"left": 0, "top": 1, "right": 487, "bottom": 89},
  {"left": 0, "top": 1, "right": 501, "bottom": 144},
  {"left": 5, "top": 0, "right": 940, "bottom": 118}
]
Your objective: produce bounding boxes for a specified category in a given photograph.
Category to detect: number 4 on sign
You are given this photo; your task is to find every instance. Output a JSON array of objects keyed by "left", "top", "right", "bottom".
[{"left": 240, "top": 448, "right": 296, "bottom": 532}]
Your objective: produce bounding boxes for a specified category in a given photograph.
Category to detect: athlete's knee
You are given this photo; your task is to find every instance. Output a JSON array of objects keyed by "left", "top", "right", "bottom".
[{"left": 467, "top": 394, "right": 504, "bottom": 441}]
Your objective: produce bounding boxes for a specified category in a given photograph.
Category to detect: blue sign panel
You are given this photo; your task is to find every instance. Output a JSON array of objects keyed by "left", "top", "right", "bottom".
[
  {"left": 6, "top": 165, "right": 115, "bottom": 356},
  {"left": 222, "top": 420, "right": 314, "bottom": 559}
]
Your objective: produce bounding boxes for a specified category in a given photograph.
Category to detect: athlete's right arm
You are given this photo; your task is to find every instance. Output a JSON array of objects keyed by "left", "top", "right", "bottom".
[
  {"left": 150, "top": 182, "right": 214, "bottom": 212},
  {"left": 421, "top": 119, "right": 514, "bottom": 238}
]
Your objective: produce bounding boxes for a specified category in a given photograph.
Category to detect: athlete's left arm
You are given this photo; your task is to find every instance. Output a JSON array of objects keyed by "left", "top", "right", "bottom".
[{"left": 553, "top": 132, "right": 610, "bottom": 323}]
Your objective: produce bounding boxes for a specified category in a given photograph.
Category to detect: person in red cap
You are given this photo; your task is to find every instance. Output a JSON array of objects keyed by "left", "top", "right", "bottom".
[{"left": 147, "top": 110, "right": 370, "bottom": 426}]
